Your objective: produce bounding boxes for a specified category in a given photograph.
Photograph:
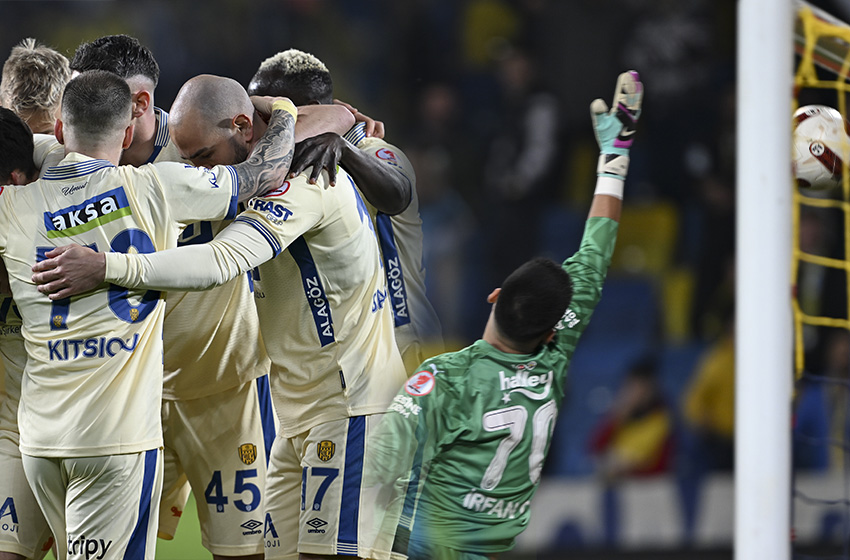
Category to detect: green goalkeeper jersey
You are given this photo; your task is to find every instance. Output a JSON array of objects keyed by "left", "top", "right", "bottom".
[{"left": 370, "top": 216, "right": 618, "bottom": 556}]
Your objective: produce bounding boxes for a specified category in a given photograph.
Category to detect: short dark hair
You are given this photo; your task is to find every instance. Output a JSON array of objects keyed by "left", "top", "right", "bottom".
[
  {"left": 70, "top": 34, "right": 159, "bottom": 86},
  {"left": 0, "top": 107, "right": 36, "bottom": 183},
  {"left": 494, "top": 257, "right": 573, "bottom": 344},
  {"left": 247, "top": 49, "right": 333, "bottom": 105},
  {"left": 62, "top": 70, "right": 132, "bottom": 138}
]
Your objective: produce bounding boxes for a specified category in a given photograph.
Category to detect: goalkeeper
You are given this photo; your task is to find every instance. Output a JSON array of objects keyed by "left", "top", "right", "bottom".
[{"left": 366, "top": 71, "right": 643, "bottom": 560}]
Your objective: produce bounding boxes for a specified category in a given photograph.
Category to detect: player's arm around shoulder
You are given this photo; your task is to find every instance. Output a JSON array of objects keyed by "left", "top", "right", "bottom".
[
  {"left": 288, "top": 116, "right": 414, "bottom": 216},
  {"left": 232, "top": 98, "right": 298, "bottom": 201},
  {"left": 344, "top": 128, "right": 414, "bottom": 216}
]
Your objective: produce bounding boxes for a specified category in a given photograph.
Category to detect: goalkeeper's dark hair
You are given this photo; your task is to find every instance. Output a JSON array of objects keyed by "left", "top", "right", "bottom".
[
  {"left": 247, "top": 49, "right": 333, "bottom": 106},
  {"left": 70, "top": 34, "right": 159, "bottom": 86},
  {"left": 0, "top": 107, "right": 36, "bottom": 183},
  {"left": 62, "top": 70, "right": 132, "bottom": 138},
  {"left": 494, "top": 257, "right": 573, "bottom": 344}
]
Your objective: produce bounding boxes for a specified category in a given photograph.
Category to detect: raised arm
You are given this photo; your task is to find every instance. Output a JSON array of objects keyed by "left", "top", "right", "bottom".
[
  {"left": 587, "top": 71, "right": 643, "bottom": 222},
  {"left": 231, "top": 99, "right": 298, "bottom": 202}
]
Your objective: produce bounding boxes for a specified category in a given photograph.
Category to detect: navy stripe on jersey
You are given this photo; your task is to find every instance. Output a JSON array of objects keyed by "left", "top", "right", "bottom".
[
  {"left": 376, "top": 212, "right": 410, "bottom": 327},
  {"left": 125, "top": 449, "right": 158, "bottom": 560},
  {"left": 289, "top": 237, "right": 336, "bottom": 347},
  {"left": 338, "top": 416, "right": 366, "bottom": 555},
  {"left": 256, "top": 375, "right": 276, "bottom": 466},
  {"left": 301, "top": 467, "right": 308, "bottom": 511},
  {"left": 145, "top": 108, "right": 171, "bottom": 163},
  {"left": 42, "top": 159, "right": 114, "bottom": 181},
  {"left": 343, "top": 122, "right": 367, "bottom": 146},
  {"left": 234, "top": 217, "right": 282, "bottom": 256},
  {"left": 223, "top": 166, "right": 239, "bottom": 219},
  {"left": 348, "top": 176, "right": 376, "bottom": 236}
]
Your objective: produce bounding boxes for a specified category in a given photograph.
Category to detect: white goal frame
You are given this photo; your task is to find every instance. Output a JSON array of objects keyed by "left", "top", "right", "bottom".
[{"left": 735, "top": 0, "right": 793, "bottom": 559}]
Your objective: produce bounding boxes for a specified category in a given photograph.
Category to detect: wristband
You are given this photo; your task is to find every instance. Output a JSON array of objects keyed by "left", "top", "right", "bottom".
[
  {"left": 272, "top": 99, "right": 298, "bottom": 120},
  {"left": 594, "top": 176, "right": 625, "bottom": 199}
]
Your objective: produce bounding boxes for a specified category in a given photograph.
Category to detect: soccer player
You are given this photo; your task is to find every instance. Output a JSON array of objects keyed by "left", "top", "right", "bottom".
[
  {"left": 367, "top": 71, "right": 643, "bottom": 560},
  {"left": 7, "top": 70, "right": 298, "bottom": 560},
  {"left": 0, "top": 38, "right": 70, "bottom": 135},
  {"left": 69, "top": 36, "right": 354, "bottom": 560},
  {"left": 32, "top": 76, "right": 409, "bottom": 560},
  {"left": 0, "top": 107, "right": 52, "bottom": 560},
  {"left": 248, "top": 49, "right": 444, "bottom": 371}
]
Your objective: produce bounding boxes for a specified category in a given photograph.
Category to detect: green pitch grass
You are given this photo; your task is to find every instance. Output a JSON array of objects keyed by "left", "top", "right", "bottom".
[{"left": 46, "top": 494, "right": 209, "bottom": 559}]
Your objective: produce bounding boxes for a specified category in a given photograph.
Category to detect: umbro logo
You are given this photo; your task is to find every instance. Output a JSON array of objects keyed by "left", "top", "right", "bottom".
[
  {"left": 241, "top": 520, "right": 262, "bottom": 531},
  {"left": 241, "top": 519, "right": 262, "bottom": 536},
  {"left": 306, "top": 517, "right": 327, "bottom": 534}
]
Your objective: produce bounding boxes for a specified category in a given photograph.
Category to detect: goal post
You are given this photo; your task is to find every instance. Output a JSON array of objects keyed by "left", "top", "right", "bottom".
[{"left": 736, "top": 1, "right": 793, "bottom": 560}]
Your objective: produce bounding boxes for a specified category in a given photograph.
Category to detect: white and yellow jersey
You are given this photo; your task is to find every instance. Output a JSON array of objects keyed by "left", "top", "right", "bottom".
[
  {"left": 343, "top": 124, "right": 443, "bottom": 369},
  {"left": 163, "top": 216, "right": 270, "bottom": 400},
  {"left": 104, "top": 168, "right": 408, "bottom": 438},
  {"left": 0, "top": 152, "right": 240, "bottom": 457},
  {"left": 241, "top": 169, "right": 406, "bottom": 436},
  {"left": 0, "top": 294, "right": 24, "bottom": 443},
  {"left": 33, "top": 133, "right": 63, "bottom": 175},
  {"left": 151, "top": 108, "right": 270, "bottom": 400}
]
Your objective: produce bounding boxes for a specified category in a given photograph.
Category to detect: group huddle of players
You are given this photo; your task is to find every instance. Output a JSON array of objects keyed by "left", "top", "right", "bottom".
[
  {"left": 0, "top": 31, "right": 644, "bottom": 560},
  {"left": 0, "top": 34, "right": 443, "bottom": 560}
]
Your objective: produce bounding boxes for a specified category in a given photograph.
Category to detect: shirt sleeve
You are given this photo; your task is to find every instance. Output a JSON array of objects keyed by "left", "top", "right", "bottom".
[
  {"left": 551, "top": 216, "right": 619, "bottom": 351},
  {"left": 151, "top": 162, "right": 240, "bottom": 225},
  {"left": 344, "top": 123, "right": 415, "bottom": 205},
  {"left": 104, "top": 173, "right": 326, "bottom": 290},
  {"left": 104, "top": 219, "right": 273, "bottom": 290}
]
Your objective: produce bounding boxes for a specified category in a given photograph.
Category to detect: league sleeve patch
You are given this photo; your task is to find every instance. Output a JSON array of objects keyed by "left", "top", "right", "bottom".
[
  {"left": 375, "top": 148, "right": 399, "bottom": 165},
  {"left": 265, "top": 180, "right": 291, "bottom": 197},
  {"left": 405, "top": 370, "right": 435, "bottom": 396}
]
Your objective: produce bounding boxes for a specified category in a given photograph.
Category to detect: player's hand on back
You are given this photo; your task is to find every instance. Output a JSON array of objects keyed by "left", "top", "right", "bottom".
[
  {"left": 289, "top": 132, "right": 346, "bottom": 185},
  {"left": 334, "top": 99, "right": 385, "bottom": 139},
  {"left": 31, "top": 244, "right": 106, "bottom": 300}
]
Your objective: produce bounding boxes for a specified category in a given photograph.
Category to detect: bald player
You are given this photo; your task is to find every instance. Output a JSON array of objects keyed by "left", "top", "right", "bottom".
[
  {"left": 71, "top": 35, "right": 354, "bottom": 560},
  {"left": 12, "top": 70, "right": 298, "bottom": 560},
  {"left": 249, "top": 49, "right": 444, "bottom": 372},
  {"left": 33, "top": 76, "right": 408, "bottom": 560}
]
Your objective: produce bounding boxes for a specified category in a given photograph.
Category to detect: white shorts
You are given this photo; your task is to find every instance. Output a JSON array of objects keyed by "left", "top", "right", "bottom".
[
  {"left": 158, "top": 376, "right": 277, "bottom": 556},
  {"left": 264, "top": 414, "right": 396, "bottom": 560},
  {"left": 22, "top": 449, "right": 162, "bottom": 560},
  {"left": 0, "top": 435, "right": 52, "bottom": 559}
]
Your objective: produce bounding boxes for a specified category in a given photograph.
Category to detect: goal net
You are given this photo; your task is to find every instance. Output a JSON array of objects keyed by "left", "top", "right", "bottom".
[{"left": 793, "top": 2, "right": 850, "bottom": 556}]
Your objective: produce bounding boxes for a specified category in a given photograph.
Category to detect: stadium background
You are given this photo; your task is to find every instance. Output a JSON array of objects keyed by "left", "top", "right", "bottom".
[{"left": 2, "top": 0, "right": 848, "bottom": 558}]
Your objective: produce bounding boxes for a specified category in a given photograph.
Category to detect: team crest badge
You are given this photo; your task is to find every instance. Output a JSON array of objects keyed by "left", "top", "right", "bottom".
[
  {"left": 239, "top": 443, "right": 257, "bottom": 465},
  {"left": 317, "top": 440, "right": 335, "bottom": 462},
  {"left": 405, "top": 371, "right": 435, "bottom": 397}
]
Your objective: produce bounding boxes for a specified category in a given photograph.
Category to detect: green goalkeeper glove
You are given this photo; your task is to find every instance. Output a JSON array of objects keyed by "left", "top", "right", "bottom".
[{"left": 591, "top": 70, "right": 643, "bottom": 180}]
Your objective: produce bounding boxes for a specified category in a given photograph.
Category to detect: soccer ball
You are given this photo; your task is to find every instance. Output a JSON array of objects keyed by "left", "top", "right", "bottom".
[{"left": 792, "top": 105, "right": 850, "bottom": 190}]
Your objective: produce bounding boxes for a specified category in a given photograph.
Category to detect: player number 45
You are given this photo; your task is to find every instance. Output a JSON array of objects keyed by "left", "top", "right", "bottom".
[{"left": 205, "top": 469, "right": 261, "bottom": 513}]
